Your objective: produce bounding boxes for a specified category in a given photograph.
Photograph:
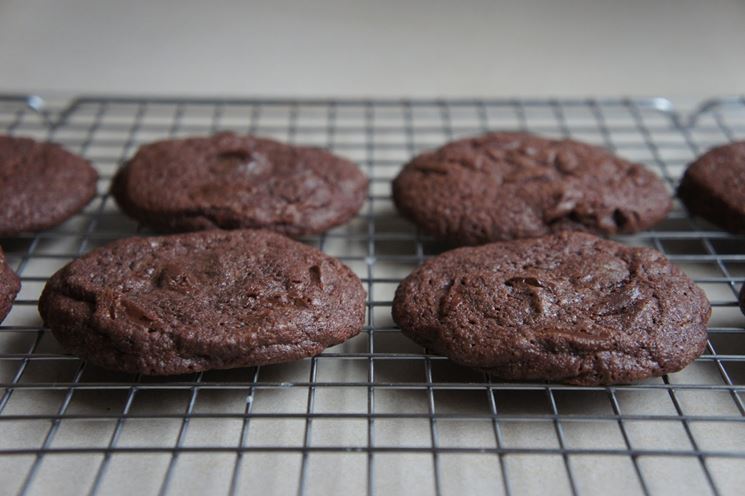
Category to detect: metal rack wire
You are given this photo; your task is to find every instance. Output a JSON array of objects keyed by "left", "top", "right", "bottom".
[{"left": 0, "top": 95, "right": 744, "bottom": 496}]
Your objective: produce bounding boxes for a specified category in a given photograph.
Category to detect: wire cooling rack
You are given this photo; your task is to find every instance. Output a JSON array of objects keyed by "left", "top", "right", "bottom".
[{"left": 0, "top": 95, "right": 744, "bottom": 496}]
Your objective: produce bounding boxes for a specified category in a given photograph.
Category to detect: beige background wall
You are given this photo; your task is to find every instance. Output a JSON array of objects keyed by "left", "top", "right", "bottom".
[{"left": 0, "top": 0, "right": 744, "bottom": 98}]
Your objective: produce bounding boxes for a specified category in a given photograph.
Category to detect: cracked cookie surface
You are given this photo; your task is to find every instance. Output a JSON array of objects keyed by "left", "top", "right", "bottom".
[
  {"left": 0, "top": 246, "right": 20, "bottom": 323},
  {"left": 392, "top": 132, "right": 671, "bottom": 245},
  {"left": 0, "top": 135, "right": 98, "bottom": 236},
  {"left": 112, "top": 132, "right": 368, "bottom": 235},
  {"left": 39, "top": 229, "right": 366, "bottom": 375},
  {"left": 678, "top": 140, "right": 745, "bottom": 234},
  {"left": 392, "top": 231, "right": 710, "bottom": 385}
]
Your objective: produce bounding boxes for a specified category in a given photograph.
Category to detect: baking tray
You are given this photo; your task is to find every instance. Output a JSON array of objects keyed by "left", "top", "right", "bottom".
[{"left": 0, "top": 95, "right": 744, "bottom": 496}]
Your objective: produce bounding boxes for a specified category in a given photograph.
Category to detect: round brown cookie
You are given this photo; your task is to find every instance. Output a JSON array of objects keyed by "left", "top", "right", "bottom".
[
  {"left": 392, "top": 132, "right": 671, "bottom": 245},
  {"left": 39, "top": 229, "right": 366, "bottom": 375},
  {"left": 0, "top": 135, "right": 98, "bottom": 236},
  {"left": 392, "top": 231, "right": 710, "bottom": 385},
  {"left": 677, "top": 141, "right": 745, "bottom": 234},
  {"left": 0, "top": 246, "right": 20, "bottom": 323},
  {"left": 112, "top": 132, "right": 368, "bottom": 235}
]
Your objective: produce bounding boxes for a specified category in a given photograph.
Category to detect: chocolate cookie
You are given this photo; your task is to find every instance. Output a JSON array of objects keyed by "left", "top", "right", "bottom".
[
  {"left": 392, "top": 231, "right": 710, "bottom": 385},
  {"left": 0, "top": 136, "right": 98, "bottom": 236},
  {"left": 677, "top": 141, "right": 745, "bottom": 234},
  {"left": 392, "top": 132, "right": 671, "bottom": 245},
  {"left": 0, "top": 246, "right": 20, "bottom": 323},
  {"left": 112, "top": 132, "right": 368, "bottom": 235},
  {"left": 39, "top": 229, "right": 366, "bottom": 375}
]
